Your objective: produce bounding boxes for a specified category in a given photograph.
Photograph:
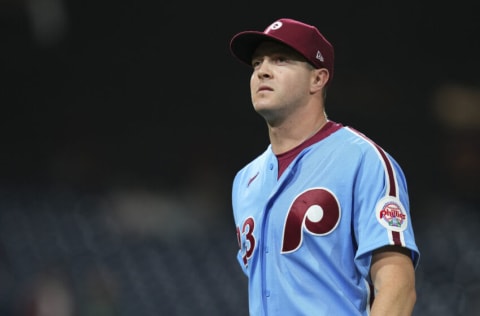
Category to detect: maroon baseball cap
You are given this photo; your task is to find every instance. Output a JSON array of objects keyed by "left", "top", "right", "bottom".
[{"left": 230, "top": 18, "right": 335, "bottom": 83}]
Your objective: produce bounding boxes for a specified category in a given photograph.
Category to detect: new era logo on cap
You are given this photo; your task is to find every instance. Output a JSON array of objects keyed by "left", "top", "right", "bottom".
[
  {"left": 316, "top": 50, "right": 324, "bottom": 62},
  {"left": 230, "top": 18, "right": 334, "bottom": 84}
]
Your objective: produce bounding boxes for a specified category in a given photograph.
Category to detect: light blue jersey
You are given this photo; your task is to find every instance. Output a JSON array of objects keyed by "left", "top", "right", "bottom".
[{"left": 232, "top": 121, "right": 420, "bottom": 316}]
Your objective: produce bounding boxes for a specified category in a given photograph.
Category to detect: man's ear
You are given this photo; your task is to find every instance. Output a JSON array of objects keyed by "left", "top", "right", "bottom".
[{"left": 311, "top": 68, "right": 329, "bottom": 93}]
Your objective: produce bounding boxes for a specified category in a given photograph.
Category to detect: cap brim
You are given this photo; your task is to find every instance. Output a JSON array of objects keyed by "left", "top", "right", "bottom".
[{"left": 230, "top": 31, "right": 286, "bottom": 67}]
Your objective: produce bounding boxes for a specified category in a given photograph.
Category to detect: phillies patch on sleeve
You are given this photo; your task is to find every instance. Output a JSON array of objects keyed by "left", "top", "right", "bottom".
[{"left": 375, "top": 196, "right": 408, "bottom": 232}]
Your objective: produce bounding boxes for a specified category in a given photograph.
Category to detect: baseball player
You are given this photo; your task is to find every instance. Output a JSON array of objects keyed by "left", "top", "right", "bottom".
[{"left": 229, "top": 18, "right": 420, "bottom": 315}]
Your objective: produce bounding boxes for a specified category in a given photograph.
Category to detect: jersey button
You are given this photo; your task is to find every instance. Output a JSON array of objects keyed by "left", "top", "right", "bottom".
[
  {"left": 269, "top": 163, "right": 274, "bottom": 170},
  {"left": 265, "top": 290, "right": 270, "bottom": 297}
]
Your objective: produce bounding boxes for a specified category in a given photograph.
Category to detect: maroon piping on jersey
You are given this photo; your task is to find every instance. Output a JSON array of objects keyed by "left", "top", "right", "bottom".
[{"left": 276, "top": 121, "right": 342, "bottom": 178}]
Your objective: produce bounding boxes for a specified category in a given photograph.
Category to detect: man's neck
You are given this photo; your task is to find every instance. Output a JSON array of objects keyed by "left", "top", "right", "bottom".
[{"left": 268, "top": 113, "right": 328, "bottom": 155}]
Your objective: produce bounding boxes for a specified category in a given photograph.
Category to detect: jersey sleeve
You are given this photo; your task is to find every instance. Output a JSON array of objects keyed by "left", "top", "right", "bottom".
[{"left": 352, "top": 142, "right": 420, "bottom": 278}]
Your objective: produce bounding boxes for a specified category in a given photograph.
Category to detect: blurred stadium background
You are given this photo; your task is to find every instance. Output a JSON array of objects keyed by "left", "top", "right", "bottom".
[{"left": 1, "top": 1, "right": 479, "bottom": 315}]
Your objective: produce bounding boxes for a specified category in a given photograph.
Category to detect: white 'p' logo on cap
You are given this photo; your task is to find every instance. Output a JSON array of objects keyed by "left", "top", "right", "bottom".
[{"left": 266, "top": 21, "right": 283, "bottom": 33}]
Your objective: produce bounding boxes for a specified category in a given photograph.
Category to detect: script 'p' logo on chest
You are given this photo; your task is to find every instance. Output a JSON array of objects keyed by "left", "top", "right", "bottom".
[{"left": 282, "top": 188, "right": 341, "bottom": 253}]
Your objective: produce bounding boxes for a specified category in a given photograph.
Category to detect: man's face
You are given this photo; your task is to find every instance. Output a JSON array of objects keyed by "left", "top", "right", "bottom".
[{"left": 249, "top": 41, "right": 314, "bottom": 125}]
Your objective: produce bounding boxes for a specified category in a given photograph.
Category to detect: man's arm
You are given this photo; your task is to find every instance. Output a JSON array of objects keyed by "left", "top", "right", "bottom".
[{"left": 370, "top": 245, "right": 417, "bottom": 316}]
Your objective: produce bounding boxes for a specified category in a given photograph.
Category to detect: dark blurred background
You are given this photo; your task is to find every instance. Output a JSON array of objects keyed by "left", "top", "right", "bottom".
[{"left": 0, "top": 1, "right": 479, "bottom": 315}]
